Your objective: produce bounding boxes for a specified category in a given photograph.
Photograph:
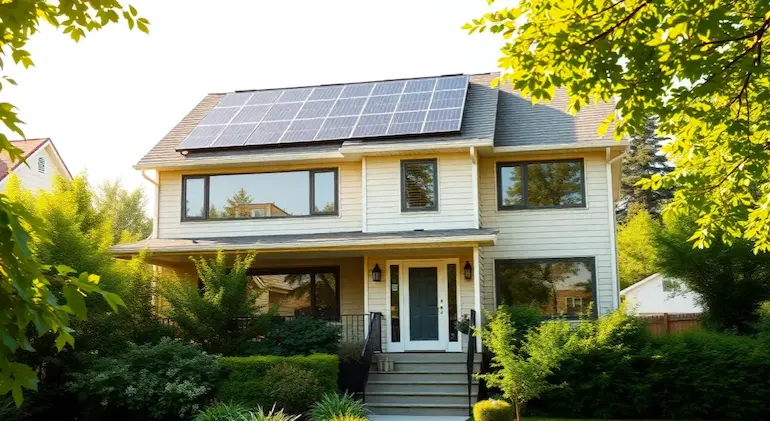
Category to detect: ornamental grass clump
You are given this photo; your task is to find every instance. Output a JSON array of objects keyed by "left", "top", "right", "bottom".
[{"left": 309, "top": 393, "right": 368, "bottom": 421}]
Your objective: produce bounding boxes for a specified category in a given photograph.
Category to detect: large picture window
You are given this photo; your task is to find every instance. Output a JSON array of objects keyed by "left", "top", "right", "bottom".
[
  {"left": 182, "top": 168, "right": 338, "bottom": 221},
  {"left": 249, "top": 267, "right": 339, "bottom": 320},
  {"left": 401, "top": 159, "right": 438, "bottom": 212},
  {"left": 495, "top": 258, "right": 596, "bottom": 318},
  {"left": 497, "top": 159, "right": 585, "bottom": 210}
]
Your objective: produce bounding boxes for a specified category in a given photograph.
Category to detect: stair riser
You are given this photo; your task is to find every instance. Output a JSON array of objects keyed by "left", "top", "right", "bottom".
[
  {"left": 369, "top": 372, "right": 470, "bottom": 382},
  {"left": 365, "top": 394, "right": 478, "bottom": 405},
  {"left": 368, "top": 405, "right": 472, "bottom": 417},
  {"left": 367, "top": 383, "right": 477, "bottom": 394},
  {"left": 376, "top": 353, "right": 481, "bottom": 363}
]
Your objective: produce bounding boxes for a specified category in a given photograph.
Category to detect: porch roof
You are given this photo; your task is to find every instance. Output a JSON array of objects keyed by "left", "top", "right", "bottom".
[{"left": 111, "top": 228, "right": 497, "bottom": 257}]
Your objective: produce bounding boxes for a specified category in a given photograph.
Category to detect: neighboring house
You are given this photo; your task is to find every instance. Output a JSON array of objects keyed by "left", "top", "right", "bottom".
[
  {"left": 621, "top": 273, "right": 702, "bottom": 315},
  {"left": 0, "top": 138, "right": 72, "bottom": 193},
  {"left": 111, "top": 73, "right": 627, "bottom": 417}
]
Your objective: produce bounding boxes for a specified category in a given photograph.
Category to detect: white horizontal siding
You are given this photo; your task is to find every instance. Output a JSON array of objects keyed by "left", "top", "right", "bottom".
[
  {"left": 479, "top": 152, "right": 617, "bottom": 315},
  {"left": 365, "top": 153, "right": 476, "bottom": 232},
  {"left": 1, "top": 146, "right": 68, "bottom": 193},
  {"left": 157, "top": 162, "right": 362, "bottom": 239}
]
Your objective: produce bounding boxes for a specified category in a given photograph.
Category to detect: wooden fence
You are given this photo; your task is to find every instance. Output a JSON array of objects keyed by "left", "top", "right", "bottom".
[{"left": 642, "top": 313, "right": 701, "bottom": 336}]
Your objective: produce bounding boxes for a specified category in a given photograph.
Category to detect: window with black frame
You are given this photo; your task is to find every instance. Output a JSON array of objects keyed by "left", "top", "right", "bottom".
[
  {"left": 249, "top": 268, "right": 339, "bottom": 320},
  {"left": 497, "top": 159, "right": 585, "bottom": 210},
  {"left": 182, "top": 168, "right": 338, "bottom": 221},
  {"left": 495, "top": 258, "right": 596, "bottom": 318},
  {"left": 401, "top": 159, "right": 438, "bottom": 211}
]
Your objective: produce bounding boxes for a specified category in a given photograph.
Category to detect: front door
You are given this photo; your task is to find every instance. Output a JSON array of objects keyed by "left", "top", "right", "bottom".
[
  {"left": 402, "top": 262, "right": 449, "bottom": 351},
  {"left": 409, "top": 268, "right": 439, "bottom": 342}
]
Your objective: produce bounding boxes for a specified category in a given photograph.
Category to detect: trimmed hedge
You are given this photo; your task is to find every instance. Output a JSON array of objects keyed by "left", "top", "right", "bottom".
[{"left": 217, "top": 354, "right": 338, "bottom": 410}]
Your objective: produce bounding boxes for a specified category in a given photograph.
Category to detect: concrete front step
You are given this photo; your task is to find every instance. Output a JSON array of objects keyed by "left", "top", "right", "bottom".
[
  {"left": 367, "top": 380, "right": 478, "bottom": 394},
  {"left": 371, "top": 360, "right": 480, "bottom": 373},
  {"left": 376, "top": 352, "right": 481, "bottom": 363},
  {"left": 366, "top": 391, "right": 478, "bottom": 405},
  {"left": 366, "top": 403, "right": 472, "bottom": 417},
  {"left": 369, "top": 371, "right": 474, "bottom": 383}
]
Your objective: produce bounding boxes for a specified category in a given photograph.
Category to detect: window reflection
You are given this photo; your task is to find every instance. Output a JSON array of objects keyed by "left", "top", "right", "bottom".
[
  {"left": 496, "top": 259, "right": 595, "bottom": 317},
  {"left": 402, "top": 159, "right": 437, "bottom": 210},
  {"left": 183, "top": 169, "right": 337, "bottom": 220},
  {"left": 250, "top": 269, "right": 339, "bottom": 320}
]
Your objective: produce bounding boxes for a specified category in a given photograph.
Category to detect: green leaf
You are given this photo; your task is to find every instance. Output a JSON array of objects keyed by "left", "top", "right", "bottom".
[{"left": 63, "top": 285, "right": 87, "bottom": 320}]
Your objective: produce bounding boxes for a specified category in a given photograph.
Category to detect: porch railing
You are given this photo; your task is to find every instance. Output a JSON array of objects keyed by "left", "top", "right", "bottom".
[
  {"left": 158, "top": 314, "right": 373, "bottom": 345},
  {"left": 360, "top": 312, "right": 382, "bottom": 401},
  {"left": 466, "top": 309, "right": 477, "bottom": 417}
]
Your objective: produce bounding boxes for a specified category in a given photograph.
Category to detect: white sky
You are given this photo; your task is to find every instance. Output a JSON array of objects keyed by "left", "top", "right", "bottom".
[{"left": 3, "top": 0, "right": 504, "bottom": 213}]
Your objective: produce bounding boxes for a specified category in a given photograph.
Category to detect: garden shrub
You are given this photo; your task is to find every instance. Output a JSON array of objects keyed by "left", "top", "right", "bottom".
[
  {"left": 497, "top": 304, "right": 542, "bottom": 345},
  {"left": 247, "top": 406, "right": 300, "bottom": 421},
  {"left": 244, "top": 316, "right": 341, "bottom": 356},
  {"left": 473, "top": 399, "right": 515, "bottom": 421},
  {"left": 265, "top": 364, "right": 323, "bottom": 414},
  {"left": 69, "top": 338, "right": 220, "bottom": 421},
  {"left": 522, "top": 308, "right": 770, "bottom": 420},
  {"left": 309, "top": 392, "right": 368, "bottom": 421},
  {"left": 217, "top": 354, "right": 338, "bottom": 412},
  {"left": 329, "top": 415, "right": 368, "bottom": 421}
]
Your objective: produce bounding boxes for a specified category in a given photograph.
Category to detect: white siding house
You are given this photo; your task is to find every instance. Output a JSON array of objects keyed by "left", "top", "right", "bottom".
[
  {"left": 0, "top": 138, "right": 71, "bottom": 193},
  {"left": 621, "top": 273, "right": 703, "bottom": 315}
]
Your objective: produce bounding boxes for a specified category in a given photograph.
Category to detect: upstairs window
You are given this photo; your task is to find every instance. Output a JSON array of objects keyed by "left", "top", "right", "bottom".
[
  {"left": 497, "top": 159, "right": 585, "bottom": 210},
  {"left": 182, "top": 168, "right": 338, "bottom": 221},
  {"left": 401, "top": 159, "right": 438, "bottom": 212},
  {"left": 37, "top": 156, "right": 46, "bottom": 174}
]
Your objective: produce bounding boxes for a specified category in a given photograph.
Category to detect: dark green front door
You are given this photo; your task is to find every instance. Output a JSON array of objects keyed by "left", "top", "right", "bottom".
[{"left": 409, "top": 267, "right": 439, "bottom": 341}]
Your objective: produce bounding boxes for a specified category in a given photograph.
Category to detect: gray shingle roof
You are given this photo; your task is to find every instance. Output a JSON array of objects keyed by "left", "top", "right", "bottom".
[
  {"left": 111, "top": 228, "right": 498, "bottom": 255},
  {"left": 494, "top": 84, "right": 617, "bottom": 147}
]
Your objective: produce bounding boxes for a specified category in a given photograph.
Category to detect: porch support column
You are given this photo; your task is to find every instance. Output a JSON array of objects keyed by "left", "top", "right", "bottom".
[
  {"left": 363, "top": 255, "right": 369, "bottom": 336},
  {"left": 473, "top": 246, "right": 482, "bottom": 350}
]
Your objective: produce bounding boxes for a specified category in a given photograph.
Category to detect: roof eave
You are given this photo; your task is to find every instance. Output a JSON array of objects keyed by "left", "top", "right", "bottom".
[{"left": 491, "top": 140, "right": 630, "bottom": 156}]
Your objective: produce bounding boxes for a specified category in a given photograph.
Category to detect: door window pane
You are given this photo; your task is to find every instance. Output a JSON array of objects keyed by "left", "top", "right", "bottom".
[
  {"left": 313, "top": 171, "right": 336, "bottom": 213},
  {"left": 496, "top": 258, "right": 595, "bottom": 318},
  {"left": 184, "top": 177, "right": 205, "bottom": 218},
  {"left": 402, "top": 159, "right": 438, "bottom": 211},
  {"left": 390, "top": 265, "right": 401, "bottom": 342},
  {"left": 447, "top": 264, "right": 458, "bottom": 342}
]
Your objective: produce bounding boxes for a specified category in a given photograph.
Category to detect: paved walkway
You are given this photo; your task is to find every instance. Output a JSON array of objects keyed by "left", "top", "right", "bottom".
[{"left": 370, "top": 416, "right": 467, "bottom": 421}]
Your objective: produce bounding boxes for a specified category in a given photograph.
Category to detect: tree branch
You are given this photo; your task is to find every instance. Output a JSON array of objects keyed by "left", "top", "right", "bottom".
[{"left": 581, "top": 1, "right": 651, "bottom": 46}]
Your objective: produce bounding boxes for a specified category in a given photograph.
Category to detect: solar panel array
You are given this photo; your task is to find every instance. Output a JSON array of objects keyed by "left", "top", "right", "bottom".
[{"left": 176, "top": 75, "right": 470, "bottom": 151}]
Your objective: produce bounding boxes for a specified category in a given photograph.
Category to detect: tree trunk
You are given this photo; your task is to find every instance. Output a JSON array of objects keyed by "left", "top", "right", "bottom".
[{"left": 514, "top": 399, "right": 521, "bottom": 421}]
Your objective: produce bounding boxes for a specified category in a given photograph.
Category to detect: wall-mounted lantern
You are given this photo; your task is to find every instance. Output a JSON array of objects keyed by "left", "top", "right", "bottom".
[
  {"left": 372, "top": 264, "right": 382, "bottom": 282},
  {"left": 464, "top": 261, "right": 473, "bottom": 281}
]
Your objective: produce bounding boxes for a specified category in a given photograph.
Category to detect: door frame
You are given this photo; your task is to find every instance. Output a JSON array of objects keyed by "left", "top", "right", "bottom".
[{"left": 385, "top": 258, "right": 461, "bottom": 352}]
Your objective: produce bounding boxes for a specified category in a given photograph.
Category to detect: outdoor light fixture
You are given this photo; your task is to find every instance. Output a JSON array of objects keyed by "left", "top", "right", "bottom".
[
  {"left": 464, "top": 261, "right": 473, "bottom": 280},
  {"left": 372, "top": 264, "right": 382, "bottom": 282}
]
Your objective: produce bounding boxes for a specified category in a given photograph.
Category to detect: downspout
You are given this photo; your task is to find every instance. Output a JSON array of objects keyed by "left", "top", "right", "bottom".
[
  {"left": 141, "top": 169, "right": 160, "bottom": 239},
  {"left": 605, "top": 147, "right": 628, "bottom": 311}
]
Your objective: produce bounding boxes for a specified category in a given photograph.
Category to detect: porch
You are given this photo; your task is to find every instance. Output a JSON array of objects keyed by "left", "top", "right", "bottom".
[{"left": 113, "top": 228, "right": 496, "bottom": 354}]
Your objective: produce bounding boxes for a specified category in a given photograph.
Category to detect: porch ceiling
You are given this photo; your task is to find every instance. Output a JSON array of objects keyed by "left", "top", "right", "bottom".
[{"left": 111, "top": 228, "right": 497, "bottom": 260}]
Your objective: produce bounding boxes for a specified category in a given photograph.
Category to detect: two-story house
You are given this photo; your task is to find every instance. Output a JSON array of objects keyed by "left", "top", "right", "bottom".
[{"left": 112, "top": 73, "right": 626, "bottom": 418}]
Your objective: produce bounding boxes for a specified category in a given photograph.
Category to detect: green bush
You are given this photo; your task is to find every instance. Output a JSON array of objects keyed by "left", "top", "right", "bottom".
[
  {"left": 523, "top": 309, "right": 770, "bottom": 420},
  {"left": 217, "top": 354, "right": 338, "bottom": 411},
  {"left": 194, "top": 402, "right": 252, "bottom": 421},
  {"left": 265, "top": 364, "right": 324, "bottom": 414},
  {"left": 309, "top": 393, "right": 368, "bottom": 421},
  {"left": 69, "top": 338, "right": 220, "bottom": 421},
  {"left": 497, "top": 304, "right": 542, "bottom": 345},
  {"left": 244, "top": 316, "right": 341, "bottom": 356},
  {"left": 473, "top": 399, "right": 515, "bottom": 421}
]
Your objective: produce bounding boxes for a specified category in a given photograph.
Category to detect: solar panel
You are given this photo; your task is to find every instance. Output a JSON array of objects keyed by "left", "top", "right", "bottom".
[{"left": 176, "top": 74, "right": 470, "bottom": 151}]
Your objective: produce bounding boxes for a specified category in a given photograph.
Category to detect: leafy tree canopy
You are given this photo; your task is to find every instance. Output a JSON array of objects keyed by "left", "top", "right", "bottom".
[
  {"left": 0, "top": 0, "right": 148, "bottom": 405},
  {"left": 94, "top": 179, "right": 152, "bottom": 244},
  {"left": 466, "top": 0, "right": 770, "bottom": 251},
  {"left": 617, "top": 205, "right": 661, "bottom": 288}
]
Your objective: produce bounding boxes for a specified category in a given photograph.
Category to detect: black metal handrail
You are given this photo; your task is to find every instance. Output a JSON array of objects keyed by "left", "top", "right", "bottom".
[
  {"left": 360, "top": 312, "right": 382, "bottom": 401},
  {"left": 466, "top": 309, "right": 477, "bottom": 416}
]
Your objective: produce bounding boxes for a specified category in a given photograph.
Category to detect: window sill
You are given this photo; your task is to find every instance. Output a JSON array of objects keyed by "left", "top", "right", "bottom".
[
  {"left": 496, "top": 205, "right": 588, "bottom": 213},
  {"left": 181, "top": 214, "right": 341, "bottom": 223}
]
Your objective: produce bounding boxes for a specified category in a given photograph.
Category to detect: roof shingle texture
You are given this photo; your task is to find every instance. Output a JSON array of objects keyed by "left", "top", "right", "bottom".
[
  {"left": 494, "top": 84, "right": 616, "bottom": 147},
  {"left": 0, "top": 138, "right": 48, "bottom": 181}
]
